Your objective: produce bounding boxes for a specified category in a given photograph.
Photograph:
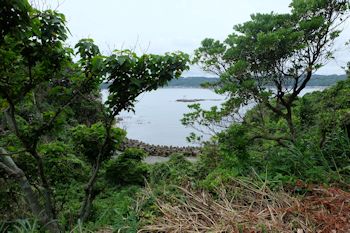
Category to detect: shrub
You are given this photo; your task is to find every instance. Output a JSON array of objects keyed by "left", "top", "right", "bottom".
[
  {"left": 86, "top": 187, "right": 140, "bottom": 232},
  {"left": 105, "top": 148, "right": 149, "bottom": 186},
  {"left": 149, "top": 153, "right": 195, "bottom": 185},
  {"left": 71, "top": 122, "right": 126, "bottom": 164}
]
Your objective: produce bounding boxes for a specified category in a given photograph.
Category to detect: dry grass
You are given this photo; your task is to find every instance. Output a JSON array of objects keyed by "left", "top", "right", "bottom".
[{"left": 139, "top": 179, "right": 350, "bottom": 233}]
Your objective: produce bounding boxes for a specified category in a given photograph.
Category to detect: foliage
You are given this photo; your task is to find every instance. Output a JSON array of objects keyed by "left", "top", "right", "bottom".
[
  {"left": 149, "top": 154, "right": 196, "bottom": 185},
  {"left": 105, "top": 148, "right": 149, "bottom": 186},
  {"left": 104, "top": 50, "right": 189, "bottom": 115},
  {"left": 200, "top": 77, "right": 350, "bottom": 187},
  {"left": 0, "top": 0, "right": 189, "bottom": 231},
  {"left": 86, "top": 187, "right": 140, "bottom": 232},
  {"left": 1, "top": 219, "right": 39, "bottom": 233},
  {"left": 192, "top": 0, "right": 350, "bottom": 140},
  {"left": 39, "top": 142, "right": 88, "bottom": 184},
  {"left": 1, "top": 0, "right": 350, "bottom": 232},
  {"left": 182, "top": 103, "right": 233, "bottom": 138},
  {"left": 0, "top": 5, "right": 71, "bottom": 104},
  {"left": 182, "top": 0, "right": 350, "bottom": 191},
  {"left": 71, "top": 123, "right": 126, "bottom": 164}
]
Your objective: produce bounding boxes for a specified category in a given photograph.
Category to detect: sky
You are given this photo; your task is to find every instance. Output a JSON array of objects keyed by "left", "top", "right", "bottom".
[{"left": 44, "top": 0, "right": 350, "bottom": 76}]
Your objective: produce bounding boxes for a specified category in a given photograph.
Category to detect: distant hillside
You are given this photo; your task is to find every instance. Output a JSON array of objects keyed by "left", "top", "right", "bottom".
[
  {"left": 101, "top": 75, "right": 347, "bottom": 89},
  {"left": 166, "top": 77, "right": 218, "bottom": 87},
  {"left": 307, "top": 74, "right": 347, "bottom": 86},
  {"left": 166, "top": 75, "right": 347, "bottom": 87}
]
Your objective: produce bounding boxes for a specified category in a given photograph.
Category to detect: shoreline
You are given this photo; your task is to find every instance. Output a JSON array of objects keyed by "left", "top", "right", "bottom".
[{"left": 121, "top": 138, "right": 201, "bottom": 157}]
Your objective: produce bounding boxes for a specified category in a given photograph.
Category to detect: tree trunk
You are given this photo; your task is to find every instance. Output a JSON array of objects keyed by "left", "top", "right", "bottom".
[
  {"left": 0, "top": 152, "right": 61, "bottom": 233},
  {"left": 31, "top": 150, "right": 57, "bottom": 221},
  {"left": 79, "top": 162, "right": 100, "bottom": 222},
  {"left": 79, "top": 120, "right": 113, "bottom": 222},
  {"left": 285, "top": 106, "right": 296, "bottom": 142},
  {"left": 5, "top": 104, "right": 58, "bottom": 226}
]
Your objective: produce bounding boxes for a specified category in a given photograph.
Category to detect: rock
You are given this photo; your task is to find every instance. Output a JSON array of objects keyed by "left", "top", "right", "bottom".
[{"left": 121, "top": 138, "right": 201, "bottom": 157}]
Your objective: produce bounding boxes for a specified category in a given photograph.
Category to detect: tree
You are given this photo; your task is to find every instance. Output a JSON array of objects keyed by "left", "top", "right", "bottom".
[
  {"left": 191, "top": 0, "right": 349, "bottom": 143},
  {"left": 0, "top": 1, "right": 73, "bottom": 231},
  {"left": 0, "top": 0, "right": 189, "bottom": 231},
  {"left": 76, "top": 45, "right": 189, "bottom": 222}
]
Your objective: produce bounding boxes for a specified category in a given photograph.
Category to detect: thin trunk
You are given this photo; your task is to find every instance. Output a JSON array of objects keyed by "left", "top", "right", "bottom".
[
  {"left": 79, "top": 151, "right": 103, "bottom": 222},
  {"left": 5, "top": 103, "right": 20, "bottom": 138},
  {"left": 0, "top": 152, "right": 61, "bottom": 233},
  {"left": 346, "top": 122, "right": 350, "bottom": 139},
  {"left": 319, "top": 130, "right": 327, "bottom": 148},
  {"left": 31, "top": 150, "right": 57, "bottom": 221},
  {"left": 6, "top": 100, "right": 58, "bottom": 224},
  {"left": 79, "top": 120, "right": 113, "bottom": 222},
  {"left": 285, "top": 106, "right": 296, "bottom": 142}
]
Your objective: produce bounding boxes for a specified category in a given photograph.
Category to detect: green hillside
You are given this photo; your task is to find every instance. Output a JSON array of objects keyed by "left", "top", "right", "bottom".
[{"left": 165, "top": 74, "right": 347, "bottom": 87}]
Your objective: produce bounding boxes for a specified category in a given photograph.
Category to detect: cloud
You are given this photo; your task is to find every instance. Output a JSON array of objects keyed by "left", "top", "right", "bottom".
[{"left": 50, "top": 0, "right": 349, "bottom": 75}]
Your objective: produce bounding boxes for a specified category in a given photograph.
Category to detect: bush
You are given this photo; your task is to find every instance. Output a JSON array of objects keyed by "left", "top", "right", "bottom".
[
  {"left": 71, "top": 123, "right": 126, "bottom": 164},
  {"left": 86, "top": 186, "right": 140, "bottom": 232},
  {"left": 149, "top": 153, "right": 195, "bottom": 185},
  {"left": 39, "top": 142, "right": 88, "bottom": 185},
  {"left": 105, "top": 148, "right": 149, "bottom": 186}
]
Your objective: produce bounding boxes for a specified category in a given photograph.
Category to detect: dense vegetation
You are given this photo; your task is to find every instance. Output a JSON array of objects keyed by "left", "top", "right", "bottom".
[
  {"left": 0, "top": 0, "right": 188, "bottom": 232},
  {"left": 1, "top": 0, "right": 350, "bottom": 232}
]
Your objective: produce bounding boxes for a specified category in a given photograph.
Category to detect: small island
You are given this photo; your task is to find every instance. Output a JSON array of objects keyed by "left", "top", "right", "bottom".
[{"left": 176, "top": 98, "right": 222, "bottom": 102}]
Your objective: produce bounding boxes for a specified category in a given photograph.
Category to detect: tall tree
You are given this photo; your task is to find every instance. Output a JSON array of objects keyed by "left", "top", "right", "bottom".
[
  {"left": 0, "top": 1, "right": 72, "bottom": 231},
  {"left": 192, "top": 0, "right": 349, "bottom": 142},
  {"left": 75, "top": 43, "right": 189, "bottom": 222},
  {"left": 0, "top": 0, "right": 189, "bottom": 231}
]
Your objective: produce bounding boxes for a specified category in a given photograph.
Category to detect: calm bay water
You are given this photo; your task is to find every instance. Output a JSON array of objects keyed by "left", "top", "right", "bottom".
[{"left": 101, "top": 87, "right": 325, "bottom": 146}]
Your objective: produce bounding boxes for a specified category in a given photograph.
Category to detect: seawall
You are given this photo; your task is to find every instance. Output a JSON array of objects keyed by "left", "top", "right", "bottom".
[{"left": 121, "top": 138, "right": 201, "bottom": 157}]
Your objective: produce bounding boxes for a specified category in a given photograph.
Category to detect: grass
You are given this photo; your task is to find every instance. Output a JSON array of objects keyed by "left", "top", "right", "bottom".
[{"left": 139, "top": 178, "right": 350, "bottom": 233}]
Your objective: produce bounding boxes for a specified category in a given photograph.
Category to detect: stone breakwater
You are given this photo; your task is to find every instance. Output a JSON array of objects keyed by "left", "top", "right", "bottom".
[{"left": 121, "top": 139, "right": 201, "bottom": 157}]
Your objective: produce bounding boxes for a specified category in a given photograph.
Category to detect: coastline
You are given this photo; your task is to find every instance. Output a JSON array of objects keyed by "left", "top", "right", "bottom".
[{"left": 121, "top": 138, "right": 201, "bottom": 157}]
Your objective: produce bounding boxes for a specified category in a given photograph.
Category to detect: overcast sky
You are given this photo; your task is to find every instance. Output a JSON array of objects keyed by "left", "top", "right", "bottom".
[{"left": 45, "top": 0, "right": 350, "bottom": 76}]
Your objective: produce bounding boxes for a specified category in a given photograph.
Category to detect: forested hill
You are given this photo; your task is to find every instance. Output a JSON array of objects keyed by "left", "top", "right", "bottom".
[
  {"left": 165, "top": 74, "right": 348, "bottom": 88},
  {"left": 100, "top": 74, "right": 347, "bottom": 89}
]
